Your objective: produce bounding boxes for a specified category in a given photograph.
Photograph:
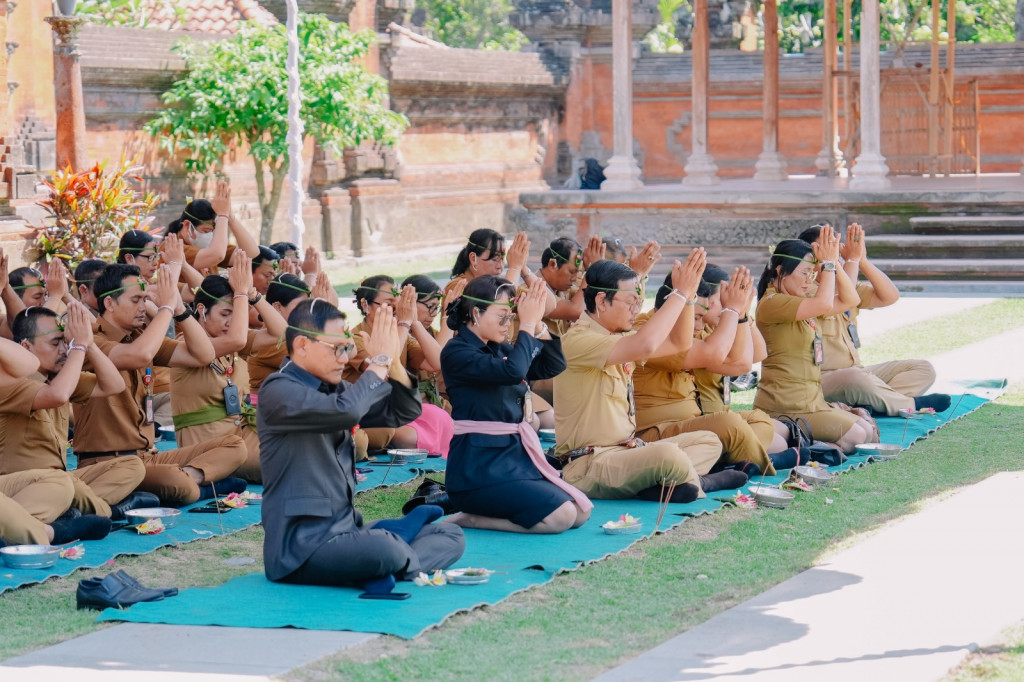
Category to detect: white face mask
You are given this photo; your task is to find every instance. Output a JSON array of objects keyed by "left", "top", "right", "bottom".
[{"left": 192, "top": 229, "right": 214, "bottom": 249}]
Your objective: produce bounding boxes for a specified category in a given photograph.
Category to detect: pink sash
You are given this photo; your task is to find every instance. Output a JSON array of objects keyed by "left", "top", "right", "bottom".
[{"left": 452, "top": 420, "right": 594, "bottom": 512}]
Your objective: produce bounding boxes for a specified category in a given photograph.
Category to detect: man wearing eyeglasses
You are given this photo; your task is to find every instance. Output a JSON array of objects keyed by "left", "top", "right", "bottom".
[
  {"left": 258, "top": 299, "right": 464, "bottom": 592},
  {"left": 71, "top": 261, "right": 249, "bottom": 507},
  {"left": 0, "top": 303, "right": 156, "bottom": 521},
  {"left": 554, "top": 250, "right": 751, "bottom": 504}
]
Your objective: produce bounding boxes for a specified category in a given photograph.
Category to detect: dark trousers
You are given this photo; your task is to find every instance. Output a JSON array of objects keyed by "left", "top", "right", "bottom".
[{"left": 283, "top": 522, "right": 465, "bottom": 587}]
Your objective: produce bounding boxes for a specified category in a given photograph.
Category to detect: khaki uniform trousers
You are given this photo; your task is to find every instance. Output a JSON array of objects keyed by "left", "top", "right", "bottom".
[
  {"left": 69, "top": 456, "right": 146, "bottom": 517},
  {"left": 821, "top": 359, "right": 936, "bottom": 416},
  {"left": 638, "top": 411, "right": 776, "bottom": 476},
  {"left": 0, "top": 469, "right": 75, "bottom": 545},
  {"left": 79, "top": 433, "right": 247, "bottom": 506},
  {"left": 178, "top": 420, "right": 262, "bottom": 484},
  {"left": 562, "top": 431, "right": 722, "bottom": 501}
]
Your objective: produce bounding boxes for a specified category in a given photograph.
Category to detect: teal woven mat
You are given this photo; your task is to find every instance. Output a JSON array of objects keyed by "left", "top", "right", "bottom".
[{"left": 96, "top": 393, "right": 993, "bottom": 638}]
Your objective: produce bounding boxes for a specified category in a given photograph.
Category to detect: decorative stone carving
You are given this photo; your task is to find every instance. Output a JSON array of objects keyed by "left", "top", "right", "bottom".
[
  {"left": 44, "top": 15, "right": 86, "bottom": 57},
  {"left": 343, "top": 141, "right": 401, "bottom": 182},
  {"left": 510, "top": 0, "right": 660, "bottom": 46}
]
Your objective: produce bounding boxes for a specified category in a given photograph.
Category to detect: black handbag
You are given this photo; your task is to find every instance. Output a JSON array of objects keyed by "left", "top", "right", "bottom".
[{"left": 777, "top": 415, "right": 814, "bottom": 449}]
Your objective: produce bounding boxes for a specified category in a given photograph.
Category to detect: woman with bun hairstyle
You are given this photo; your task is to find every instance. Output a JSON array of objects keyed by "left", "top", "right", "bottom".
[
  {"left": 440, "top": 275, "right": 590, "bottom": 533},
  {"left": 753, "top": 226, "right": 874, "bottom": 453}
]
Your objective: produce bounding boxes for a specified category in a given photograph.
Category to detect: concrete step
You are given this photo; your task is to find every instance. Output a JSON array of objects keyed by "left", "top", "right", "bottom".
[
  {"left": 892, "top": 279, "right": 1024, "bottom": 297},
  {"left": 871, "top": 258, "right": 1024, "bottom": 280},
  {"left": 867, "top": 234, "right": 1024, "bottom": 259},
  {"left": 648, "top": 245, "right": 770, "bottom": 283},
  {"left": 910, "top": 215, "right": 1024, "bottom": 234}
]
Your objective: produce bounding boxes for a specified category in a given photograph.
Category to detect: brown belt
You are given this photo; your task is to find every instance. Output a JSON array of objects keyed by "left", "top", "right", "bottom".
[
  {"left": 562, "top": 437, "right": 646, "bottom": 463},
  {"left": 75, "top": 450, "right": 140, "bottom": 461}
]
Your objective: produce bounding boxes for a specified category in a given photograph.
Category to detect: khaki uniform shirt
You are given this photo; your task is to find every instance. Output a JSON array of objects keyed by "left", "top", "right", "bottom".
[
  {"left": 632, "top": 311, "right": 702, "bottom": 430},
  {"left": 247, "top": 341, "right": 287, "bottom": 394},
  {"left": 543, "top": 284, "right": 579, "bottom": 338},
  {"left": 554, "top": 313, "right": 636, "bottom": 455},
  {"left": 691, "top": 325, "right": 728, "bottom": 414},
  {"left": 819, "top": 282, "right": 876, "bottom": 371},
  {"left": 344, "top": 318, "right": 417, "bottom": 384},
  {"left": 0, "top": 372, "right": 96, "bottom": 473},
  {"left": 180, "top": 243, "right": 236, "bottom": 271},
  {"left": 753, "top": 286, "right": 830, "bottom": 415},
  {"left": 74, "top": 319, "right": 180, "bottom": 452},
  {"left": 171, "top": 331, "right": 257, "bottom": 418}
]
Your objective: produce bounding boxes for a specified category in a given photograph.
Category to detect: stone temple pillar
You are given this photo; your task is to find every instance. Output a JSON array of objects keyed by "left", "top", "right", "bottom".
[
  {"left": 683, "top": 0, "right": 719, "bottom": 185},
  {"left": 849, "top": 0, "right": 890, "bottom": 189},
  {"left": 602, "top": 0, "right": 643, "bottom": 191},
  {"left": 753, "top": 0, "right": 787, "bottom": 181},
  {"left": 45, "top": 15, "right": 87, "bottom": 172}
]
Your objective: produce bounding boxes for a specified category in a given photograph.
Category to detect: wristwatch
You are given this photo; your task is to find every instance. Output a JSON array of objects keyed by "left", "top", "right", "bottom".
[
  {"left": 820, "top": 261, "right": 837, "bottom": 272},
  {"left": 367, "top": 354, "right": 392, "bottom": 368},
  {"left": 173, "top": 305, "right": 193, "bottom": 323}
]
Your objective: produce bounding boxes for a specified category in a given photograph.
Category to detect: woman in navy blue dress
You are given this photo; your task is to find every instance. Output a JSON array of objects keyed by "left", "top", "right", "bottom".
[{"left": 441, "top": 276, "right": 592, "bottom": 533}]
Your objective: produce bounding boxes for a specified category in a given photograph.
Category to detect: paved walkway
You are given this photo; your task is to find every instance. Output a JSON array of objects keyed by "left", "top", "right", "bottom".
[
  {"left": 598, "top": 471, "right": 1024, "bottom": 681},
  {"left": 0, "top": 295, "right": 1020, "bottom": 681}
]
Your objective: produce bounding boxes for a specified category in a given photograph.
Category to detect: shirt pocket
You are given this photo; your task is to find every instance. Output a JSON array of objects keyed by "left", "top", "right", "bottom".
[
  {"left": 820, "top": 317, "right": 841, "bottom": 339},
  {"left": 284, "top": 496, "right": 332, "bottom": 518}
]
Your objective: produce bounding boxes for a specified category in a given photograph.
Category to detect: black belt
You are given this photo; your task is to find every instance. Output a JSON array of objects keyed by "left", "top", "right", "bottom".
[{"left": 75, "top": 450, "right": 140, "bottom": 460}]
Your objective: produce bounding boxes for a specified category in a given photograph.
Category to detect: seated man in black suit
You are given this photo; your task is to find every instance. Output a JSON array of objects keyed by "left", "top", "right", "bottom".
[{"left": 258, "top": 298, "right": 465, "bottom": 595}]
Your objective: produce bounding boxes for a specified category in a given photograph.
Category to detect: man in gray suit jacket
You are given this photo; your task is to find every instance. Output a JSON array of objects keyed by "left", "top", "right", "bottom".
[{"left": 258, "top": 299, "right": 464, "bottom": 592}]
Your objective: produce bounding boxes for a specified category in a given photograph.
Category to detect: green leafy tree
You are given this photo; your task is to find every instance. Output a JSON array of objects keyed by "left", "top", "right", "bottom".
[
  {"left": 75, "top": 0, "right": 186, "bottom": 28},
  {"left": 418, "top": 0, "right": 527, "bottom": 50},
  {"left": 643, "top": 0, "right": 690, "bottom": 53},
  {"left": 145, "top": 14, "right": 407, "bottom": 243}
]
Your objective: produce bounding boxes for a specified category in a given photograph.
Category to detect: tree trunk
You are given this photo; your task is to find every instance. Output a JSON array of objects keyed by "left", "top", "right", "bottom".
[
  {"left": 253, "top": 154, "right": 289, "bottom": 245},
  {"left": 1017, "top": 0, "right": 1024, "bottom": 41},
  {"left": 252, "top": 153, "right": 272, "bottom": 245}
]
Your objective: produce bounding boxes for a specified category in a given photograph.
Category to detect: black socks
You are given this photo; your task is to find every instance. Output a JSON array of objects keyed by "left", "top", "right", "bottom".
[
  {"left": 914, "top": 393, "right": 952, "bottom": 412},
  {"left": 51, "top": 515, "right": 112, "bottom": 545}
]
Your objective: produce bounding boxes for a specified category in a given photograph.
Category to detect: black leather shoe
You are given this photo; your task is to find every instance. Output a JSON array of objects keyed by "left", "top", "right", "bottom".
[
  {"left": 110, "top": 492, "right": 161, "bottom": 522},
  {"left": 413, "top": 477, "right": 445, "bottom": 498},
  {"left": 76, "top": 572, "right": 168, "bottom": 610},
  {"left": 402, "top": 490, "right": 456, "bottom": 515},
  {"left": 55, "top": 507, "right": 83, "bottom": 522},
  {"left": 115, "top": 570, "right": 178, "bottom": 598}
]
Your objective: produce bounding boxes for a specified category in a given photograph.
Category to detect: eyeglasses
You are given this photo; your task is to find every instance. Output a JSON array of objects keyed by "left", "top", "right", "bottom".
[
  {"left": 418, "top": 299, "right": 441, "bottom": 316},
  {"left": 794, "top": 267, "right": 818, "bottom": 282},
  {"left": 491, "top": 311, "right": 516, "bottom": 326},
  {"left": 314, "top": 338, "right": 356, "bottom": 358},
  {"left": 134, "top": 252, "right": 158, "bottom": 262},
  {"left": 615, "top": 297, "right": 643, "bottom": 313}
]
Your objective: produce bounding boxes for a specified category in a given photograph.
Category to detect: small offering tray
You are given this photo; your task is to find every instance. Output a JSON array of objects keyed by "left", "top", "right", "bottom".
[{"left": 748, "top": 485, "right": 795, "bottom": 509}]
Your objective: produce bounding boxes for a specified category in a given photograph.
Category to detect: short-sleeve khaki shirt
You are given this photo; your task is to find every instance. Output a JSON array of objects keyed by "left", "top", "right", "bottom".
[
  {"left": 753, "top": 287, "right": 830, "bottom": 415},
  {"left": 819, "top": 281, "right": 876, "bottom": 371},
  {"left": 690, "top": 325, "right": 729, "bottom": 414},
  {"left": 554, "top": 313, "right": 636, "bottom": 455},
  {"left": 344, "top": 318, "right": 416, "bottom": 384},
  {"left": 171, "top": 330, "right": 257, "bottom": 418},
  {"left": 247, "top": 340, "right": 287, "bottom": 394},
  {"left": 0, "top": 372, "right": 96, "bottom": 473},
  {"left": 631, "top": 311, "right": 701, "bottom": 429},
  {"left": 73, "top": 319, "right": 180, "bottom": 453}
]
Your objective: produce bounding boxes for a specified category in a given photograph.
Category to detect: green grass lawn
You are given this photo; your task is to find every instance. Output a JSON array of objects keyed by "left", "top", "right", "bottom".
[
  {"left": 945, "top": 618, "right": 1024, "bottom": 682},
  {"left": 1, "top": 299, "right": 1022, "bottom": 678}
]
